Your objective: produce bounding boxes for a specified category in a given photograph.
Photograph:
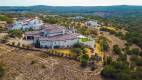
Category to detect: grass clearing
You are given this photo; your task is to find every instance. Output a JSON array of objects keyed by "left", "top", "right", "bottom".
[
  {"left": 104, "top": 26, "right": 117, "bottom": 32},
  {"left": 52, "top": 49, "right": 72, "bottom": 55},
  {"left": 48, "top": 48, "right": 92, "bottom": 57},
  {"left": 82, "top": 48, "right": 92, "bottom": 57},
  {"left": 80, "top": 38, "right": 90, "bottom": 42},
  {"left": 0, "top": 44, "right": 102, "bottom": 80},
  {"left": 95, "top": 42, "right": 104, "bottom": 62}
]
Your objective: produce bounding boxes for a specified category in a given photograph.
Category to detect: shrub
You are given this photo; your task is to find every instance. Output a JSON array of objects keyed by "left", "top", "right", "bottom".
[
  {"left": 80, "top": 54, "right": 89, "bottom": 68},
  {"left": 101, "top": 61, "right": 130, "bottom": 80},
  {"left": 118, "top": 54, "right": 127, "bottom": 62},
  {"left": 30, "top": 60, "right": 37, "bottom": 65},
  {"left": 113, "top": 45, "right": 122, "bottom": 55},
  {"left": 125, "top": 32, "right": 142, "bottom": 49},
  {"left": 22, "top": 44, "right": 26, "bottom": 48},
  {"left": 17, "top": 42, "right": 20, "bottom": 47},
  {"left": 130, "top": 56, "right": 142, "bottom": 67},
  {"left": 26, "top": 45, "right": 30, "bottom": 49},
  {"left": 8, "top": 29, "right": 23, "bottom": 38},
  {"left": 135, "top": 59, "right": 142, "bottom": 66},
  {"left": 127, "top": 48, "right": 140, "bottom": 56},
  {"left": 0, "top": 15, "right": 12, "bottom": 23},
  {"left": 104, "top": 56, "right": 113, "bottom": 65},
  {"left": 115, "top": 32, "right": 124, "bottom": 39},
  {"left": 100, "top": 39, "right": 109, "bottom": 52},
  {"left": 100, "top": 27, "right": 116, "bottom": 34},
  {"left": 41, "top": 65, "right": 46, "bottom": 69},
  {"left": 12, "top": 42, "right": 15, "bottom": 46},
  {"left": 91, "top": 66, "right": 96, "bottom": 71},
  {"left": 71, "top": 48, "right": 82, "bottom": 56},
  {"left": 1, "top": 35, "right": 8, "bottom": 43},
  {"left": 0, "top": 64, "right": 5, "bottom": 78}
]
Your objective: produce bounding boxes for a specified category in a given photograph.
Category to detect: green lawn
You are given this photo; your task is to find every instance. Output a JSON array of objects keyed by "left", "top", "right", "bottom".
[{"left": 80, "top": 38, "right": 90, "bottom": 42}]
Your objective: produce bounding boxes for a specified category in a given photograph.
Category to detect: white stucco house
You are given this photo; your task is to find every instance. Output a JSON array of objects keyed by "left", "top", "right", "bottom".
[
  {"left": 12, "top": 17, "right": 43, "bottom": 30},
  {"left": 37, "top": 33, "right": 80, "bottom": 49},
  {"left": 85, "top": 20, "right": 100, "bottom": 27},
  {"left": 24, "top": 24, "right": 95, "bottom": 49}
]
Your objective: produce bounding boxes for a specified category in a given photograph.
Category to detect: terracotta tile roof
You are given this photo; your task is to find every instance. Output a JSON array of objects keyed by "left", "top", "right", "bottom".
[
  {"left": 38, "top": 33, "right": 79, "bottom": 41},
  {"left": 40, "top": 24, "right": 65, "bottom": 33},
  {"left": 25, "top": 24, "right": 82, "bottom": 41}
]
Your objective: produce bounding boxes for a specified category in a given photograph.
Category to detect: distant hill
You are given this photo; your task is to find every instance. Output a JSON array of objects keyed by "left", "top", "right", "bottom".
[
  {"left": 0, "top": 5, "right": 142, "bottom": 13},
  {"left": 0, "top": 5, "right": 142, "bottom": 14}
]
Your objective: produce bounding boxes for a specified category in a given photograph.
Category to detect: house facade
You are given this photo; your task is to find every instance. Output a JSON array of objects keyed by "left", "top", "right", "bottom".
[
  {"left": 85, "top": 20, "right": 100, "bottom": 27},
  {"left": 12, "top": 17, "right": 43, "bottom": 30},
  {"left": 24, "top": 24, "right": 95, "bottom": 49},
  {"left": 24, "top": 24, "right": 79, "bottom": 48},
  {"left": 37, "top": 34, "right": 80, "bottom": 49}
]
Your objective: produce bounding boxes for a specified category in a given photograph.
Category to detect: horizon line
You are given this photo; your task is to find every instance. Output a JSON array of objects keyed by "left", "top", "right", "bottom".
[{"left": 0, "top": 4, "right": 142, "bottom": 7}]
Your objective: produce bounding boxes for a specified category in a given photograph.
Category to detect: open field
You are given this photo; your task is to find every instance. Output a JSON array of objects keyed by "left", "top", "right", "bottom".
[{"left": 0, "top": 44, "right": 102, "bottom": 80}]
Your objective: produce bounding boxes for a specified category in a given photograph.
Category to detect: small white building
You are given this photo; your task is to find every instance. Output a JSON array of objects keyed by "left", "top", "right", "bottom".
[
  {"left": 85, "top": 20, "right": 100, "bottom": 27},
  {"left": 12, "top": 17, "right": 43, "bottom": 30}
]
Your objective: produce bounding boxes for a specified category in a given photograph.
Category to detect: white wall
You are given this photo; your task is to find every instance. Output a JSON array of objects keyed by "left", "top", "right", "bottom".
[
  {"left": 44, "top": 32, "right": 63, "bottom": 37},
  {"left": 39, "top": 38, "right": 79, "bottom": 48},
  {"left": 80, "top": 40, "right": 95, "bottom": 48},
  {"left": 12, "top": 19, "right": 43, "bottom": 30}
]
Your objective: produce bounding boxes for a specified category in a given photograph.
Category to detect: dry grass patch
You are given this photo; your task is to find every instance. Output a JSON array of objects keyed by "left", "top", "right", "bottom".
[
  {"left": 105, "top": 26, "right": 117, "bottom": 31},
  {"left": 95, "top": 42, "right": 104, "bottom": 62},
  {"left": 52, "top": 49, "right": 72, "bottom": 55},
  {"left": 0, "top": 44, "right": 102, "bottom": 80}
]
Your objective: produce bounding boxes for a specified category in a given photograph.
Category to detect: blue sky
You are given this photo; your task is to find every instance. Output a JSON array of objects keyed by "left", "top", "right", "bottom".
[{"left": 0, "top": 0, "right": 142, "bottom": 6}]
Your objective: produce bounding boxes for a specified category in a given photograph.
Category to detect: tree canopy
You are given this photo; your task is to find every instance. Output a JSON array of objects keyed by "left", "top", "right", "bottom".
[{"left": 8, "top": 29, "right": 23, "bottom": 38}]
